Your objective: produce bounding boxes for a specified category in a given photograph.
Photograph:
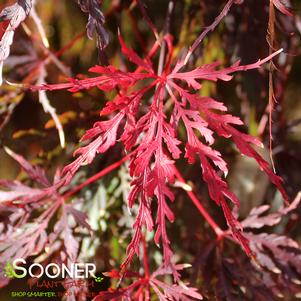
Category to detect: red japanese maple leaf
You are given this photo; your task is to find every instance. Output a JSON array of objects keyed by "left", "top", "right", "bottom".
[
  {"left": 95, "top": 264, "right": 203, "bottom": 301},
  {"left": 33, "top": 32, "right": 288, "bottom": 270}
]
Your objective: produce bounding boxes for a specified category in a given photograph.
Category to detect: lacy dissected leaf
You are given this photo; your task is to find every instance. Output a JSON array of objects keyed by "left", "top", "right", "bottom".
[
  {"left": 0, "top": 0, "right": 32, "bottom": 84},
  {"left": 119, "top": 35, "right": 153, "bottom": 72},
  {"left": 48, "top": 205, "right": 80, "bottom": 262},
  {"left": 66, "top": 204, "right": 92, "bottom": 233},
  {"left": 168, "top": 49, "right": 283, "bottom": 83},
  {"left": 95, "top": 264, "right": 202, "bottom": 301},
  {"left": 35, "top": 66, "right": 154, "bottom": 93},
  {"left": 0, "top": 148, "right": 56, "bottom": 204},
  {"left": 33, "top": 35, "right": 289, "bottom": 266},
  {"left": 62, "top": 112, "right": 125, "bottom": 183},
  {"left": 77, "top": 0, "right": 109, "bottom": 50},
  {"left": 0, "top": 152, "right": 53, "bottom": 264},
  {"left": 240, "top": 193, "right": 301, "bottom": 287},
  {"left": 0, "top": 180, "right": 47, "bottom": 203},
  {"left": 0, "top": 220, "right": 48, "bottom": 265},
  {"left": 0, "top": 149, "right": 91, "bottom": 267},
  {"left": 241, "top": 193, "right": 301, "bottom": 229},
  {"left": 4, "top": 147, "right": 50, "bottom": 186},
  {"left": 195, "top": 241, "right": 276, "bottom": 300},
  {"left": 194, "top": 194, "right": 301, "bottom": 301},
  {"left": 247, "top": 233, "right": 301, "bottom": 276},
  {"left": 0, "top": 1, "right": 296, "bottom": 300},
  {"left": 214, "top": 253, "right": 283, "bottom": 301}
]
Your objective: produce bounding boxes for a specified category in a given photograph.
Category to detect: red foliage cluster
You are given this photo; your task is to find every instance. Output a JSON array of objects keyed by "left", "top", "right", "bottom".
[
  {"left": 0, "top": 0, "right": 298, "bottom": 300},
  {"left": 35, "top": 35, "right": 288, "bottom": 269}
]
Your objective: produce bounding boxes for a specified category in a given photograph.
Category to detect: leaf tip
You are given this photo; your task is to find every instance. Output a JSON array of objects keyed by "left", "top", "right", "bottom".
[{"left": 3, "top": 146, "right": 14, "bottom": 157}]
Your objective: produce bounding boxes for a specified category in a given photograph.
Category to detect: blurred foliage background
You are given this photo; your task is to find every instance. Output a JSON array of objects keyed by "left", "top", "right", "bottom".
[{"left": 0, "top": 0, "right": 301, "bottom": 300}]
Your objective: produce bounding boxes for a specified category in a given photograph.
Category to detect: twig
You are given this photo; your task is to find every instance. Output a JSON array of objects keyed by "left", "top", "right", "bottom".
[
  {"left": 157, "top": 0, "right": 175, "bottom": 77},
  {"left": 63, "top": 152, "right": 133, "bottom": 199},
  {"left": 37, "top": 66, "right": 65, "bottom": 148},
  {"left": 268, "top": 0, "right": 277, "bottom": 172},
  {"left": 136, "top": 0, "right": 159, "bottom": 41},
  {"left": 173, "top": 166, "right": 224, "bottom": 237},
  {"left": 30, "top": 0, "right": 49, "bottom": 48},
  {"left": 183, "top": 0, "right": 235, "bottom": 66},
  {"left": 142, "top": 234, "right": 150, "bottom": 279}
]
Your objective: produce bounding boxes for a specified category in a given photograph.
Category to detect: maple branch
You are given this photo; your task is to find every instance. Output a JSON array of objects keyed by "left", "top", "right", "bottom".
[
  {"left": 142, "top": 234, "right": 150, "bottom": 278},
  {"left": 55, "top": 31, "right": 86, "bottom": 58},
  {"left": 63, "top": 152, "right": 132, "bottom": 199},
  {"left": 126, "top": 9, "right": 147, "bottom": 53},
  {"left": 136, "top": 0, "right": 159, "bottom": 41},
  {"left": 37, "top": 66, "right": 65, "bottom": 148},
  {"left": 20, "top": 22, "right": 71, "bottom": 77},
  {"left": 36, "top": 197, "right": 63, "bottom": 224},
  {"left": 0, "top": 101, "right": 18, "bottom": 133},
  {"left": 173, "top": 166, "right": 224, "bottom": 237},
  {"left": 183, "top": 0, "right": 235, "bottom": 66},
  {"left": 268, "top": 0, "right": 276, "bottom": 172},
  {"left": 30, "top": 0, "right": 49, "bottom": 48},
  {"left": 157, "top": 0, "right": 175, "bottom": 76}
]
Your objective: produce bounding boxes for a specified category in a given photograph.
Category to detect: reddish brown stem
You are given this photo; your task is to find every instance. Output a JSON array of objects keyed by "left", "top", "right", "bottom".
[
  {"left": 268, "top": 0, "right": 276, "bottom": 172},
  {"left": 126, "top": 9, "right": 146, "bottom": 53},
  {"left": 142, "top": 234, "right": 150, "bottom": 279},
  {"left": 136, "top": 0, "right": 159, "bottom": 41},
  {"left": 63, "top": 153, "right": 132, "bottom": 199},
  {"left": 183, "top": 0, "right": 235, "bottom": 66},
  {"left": 173, "top": 166, "right": 224, "bottom": 237},
  {"left": 55, "top": 31, "right": 86, "bottom": 58}
]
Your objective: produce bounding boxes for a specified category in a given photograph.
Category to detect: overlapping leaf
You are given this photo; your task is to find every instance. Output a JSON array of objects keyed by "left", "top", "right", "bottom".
[
  {"left": 95, "top": 264, "right": 203, "bottom": 301},
  {"left": 0, "top": 149, "right": 91, "bottom": 275},
  {"left": 0, "top": 0, "right": 32, "bottom": 84},
  {"left": 35, "top": 33, "right": 289, "bottom": 267},
  {"left": 193, "top": 193, "right": 301, "bottom": 300}
]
